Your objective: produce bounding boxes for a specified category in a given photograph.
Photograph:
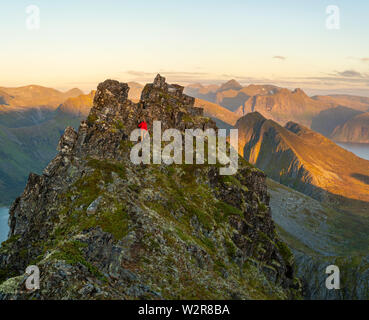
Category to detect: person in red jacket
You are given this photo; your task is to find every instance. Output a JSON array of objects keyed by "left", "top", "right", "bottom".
[{"left": 138, "top": 120, "right": 148, "bottom": 141}]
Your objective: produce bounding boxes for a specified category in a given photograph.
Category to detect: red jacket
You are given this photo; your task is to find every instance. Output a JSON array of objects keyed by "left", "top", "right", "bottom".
[{"left": 138, "top": 121, "right": 148, "bottom": 131}]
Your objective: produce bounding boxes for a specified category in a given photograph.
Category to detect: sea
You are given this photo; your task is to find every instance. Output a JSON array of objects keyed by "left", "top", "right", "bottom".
[{"left": 337, "top": 142, "right": 369, "bottom": 161}]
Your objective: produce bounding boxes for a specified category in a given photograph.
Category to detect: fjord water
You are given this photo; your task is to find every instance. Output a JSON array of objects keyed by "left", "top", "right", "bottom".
[
  {"left": 337, "top": 142, "right": 369, "bottom": 161},
  {"left": 0, "top": 207, "right": 9, "bottom": 244}
]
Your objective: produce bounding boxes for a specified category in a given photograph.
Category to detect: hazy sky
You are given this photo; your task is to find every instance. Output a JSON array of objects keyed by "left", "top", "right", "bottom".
[{"left": 1, "top": 0, "right": 369, "bottom": 95}]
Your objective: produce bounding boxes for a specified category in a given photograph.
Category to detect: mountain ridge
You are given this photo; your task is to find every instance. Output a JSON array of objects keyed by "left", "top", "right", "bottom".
[
  {"left": 234, "top": 112, "right": 369, "bottom": 210},
  {"left": 0, "top": 85, "right": 83, "bottom": 109},
  {"left": 0, "top": 75, "right": 301, "bottom": 300}
]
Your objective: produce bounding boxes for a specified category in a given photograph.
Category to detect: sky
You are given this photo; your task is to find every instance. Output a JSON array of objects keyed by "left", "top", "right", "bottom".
[{"left": 0, "top": 0, "right": 369, "bottom": 96}]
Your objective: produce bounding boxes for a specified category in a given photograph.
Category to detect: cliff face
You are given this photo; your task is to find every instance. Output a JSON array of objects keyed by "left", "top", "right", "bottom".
[
  {"left": 311, "top": 106, "right": 363, "bottom": 138},
  {"left": 268, "top": 179, "right": 369, "bottom": 300},
  {"left": 0, "top": 75, "right": 300, "bottom": 300},
  {"left": 239, "top": 89, "right": 328, "bottom": 128},
  {"left": 330, "top": 112, "right": 369, "bottom": 143}
]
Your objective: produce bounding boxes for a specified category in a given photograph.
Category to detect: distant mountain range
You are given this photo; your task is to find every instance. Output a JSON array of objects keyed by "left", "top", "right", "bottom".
[
  {"left": 1, "top": 79, "right": 368, "bottom": 206},
  {"left": 185, "top": 80, "right": 369, "bottom": 143},
  {"left": 0, "top": 85, "right": 83, "bottom": 109}
]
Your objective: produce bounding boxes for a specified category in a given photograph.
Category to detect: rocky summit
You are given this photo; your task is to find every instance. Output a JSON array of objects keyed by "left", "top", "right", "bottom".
[{"left": 0, "top": 75, "right": 300, "bottom": 300}]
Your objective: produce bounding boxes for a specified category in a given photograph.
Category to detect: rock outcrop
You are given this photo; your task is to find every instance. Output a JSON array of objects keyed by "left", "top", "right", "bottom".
[{"left": 0, "top": 75, "right": 300, "bottom": 300}]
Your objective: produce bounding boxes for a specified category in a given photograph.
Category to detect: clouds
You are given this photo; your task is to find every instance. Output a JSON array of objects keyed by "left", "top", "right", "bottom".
[
  {"left": 120, "top": 68, "right": 369, "bottom": 97},
  {"left": 126, "top": 71, "right": 154, "bottom": 77},
  {"left": 273, "top": 56, "right": 286, "bottom": 61},
  {"left": 336, "top": 70, "right": 364, "bottom": 78},
  {"left": 303, "top": 70, "right": 369, "bottom": 84},
  {"left": 347, "top": 56, "right": 369, "bottom": 63}
]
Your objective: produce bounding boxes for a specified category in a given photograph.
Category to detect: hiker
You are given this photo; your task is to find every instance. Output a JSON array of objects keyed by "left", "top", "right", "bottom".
[{"left": 138, "top": 120, "right": 148, "bottom": 141}]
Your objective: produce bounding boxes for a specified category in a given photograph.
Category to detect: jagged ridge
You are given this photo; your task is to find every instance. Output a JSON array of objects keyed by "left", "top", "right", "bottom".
[{"left": 0, "top": 75, "right": 300, "bottom": 300}]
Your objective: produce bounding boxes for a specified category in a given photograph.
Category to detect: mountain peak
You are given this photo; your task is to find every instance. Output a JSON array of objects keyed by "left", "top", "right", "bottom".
[
  {"left": 153, "top": 74, "right": 167, "bottom": 89},
  {"left": 94, "top": 79, "right": 130, "bottom": 110},
  {"left": 292, "top": 88, "right": 308, "bottom": 97},
  {"left": 65, "top": 88, "right": 84, "bottom": 96},
  {"left": 236, "top": 111, "right": 267, "bottom": 127},
  {"left": 86, "top": 76, "right": 215, "bottom": 137},
  {"left": 219, "top": 79, "right": 243, "bottom": 92}
]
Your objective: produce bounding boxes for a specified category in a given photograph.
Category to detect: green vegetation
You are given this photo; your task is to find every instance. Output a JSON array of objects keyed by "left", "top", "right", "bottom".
[
  {"left": 0, "top": 113, "right": 83, "bottom": 205},
  {"left": 87, "top": 158, "right": 126, "bottom": 181},
  {"left": 50, "top": 240, "right": 106, "bottom": 280},
  {"left": 86, "top": 113, "right": 98, "bottom": 125},
  {"left": 215, "top": 201, "right": 244, "bottom": 223},
  {"left": 275, "top": 240, "right": 294, "bottom": 266}
]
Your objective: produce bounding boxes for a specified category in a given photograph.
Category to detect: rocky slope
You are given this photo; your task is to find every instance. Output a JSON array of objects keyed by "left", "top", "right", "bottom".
[
  {"left": 234, "top": 112, "right": 369, "bottom": 210},
  {"left": 330, "top": 112, "right": 369, "bottom": 143},
  {"left": 0, "top": 75, "right": 300, "bottom": 300},
  {"left": 268, "top": 179, "right": 369, "bottom": 300}
]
